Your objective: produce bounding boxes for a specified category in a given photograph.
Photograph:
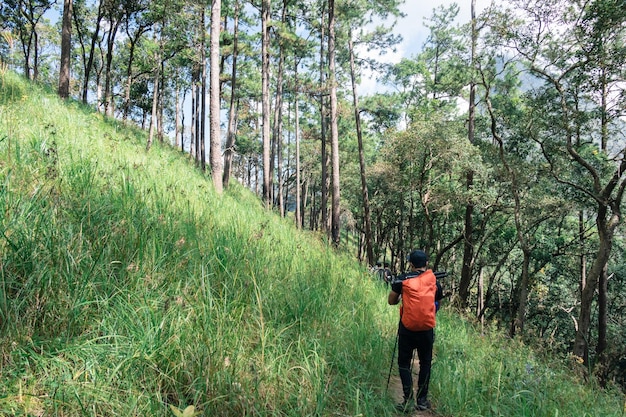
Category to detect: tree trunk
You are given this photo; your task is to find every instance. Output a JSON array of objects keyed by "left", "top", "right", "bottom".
[
  {"left": 223, "top": 1, "right": 240, "bottom": 189},
  {"left": 348, "top": 33, "right": 373, "bottom": 265},
  {"left": 273, "top": 0, "right": 288, "bottom": 215},
  {"left": 147, "top": 29, "right": 160, "bottom": 151},
  {"left": 318, "top": 6, "right": 328, "bottom": 233},
  {"left": 328, "top": 0, "right": 340, "bottom": 246},
  {"left": 210, "top": 0, "right": 223, "bottom": 193},
  {"left": 459, "top": 0, "right": 477, "bottom": 308},
  {"left": 596, "top": 264, "right": 608, "bottom": 362},
  {"left": 261, "top": 0, "right": 272, "bottom": 208},
  {"left": 81, "top": 1, "right": 104, "bottom": 104},
  {"left": 596, "top": 66, "right": 609, "bottom": 365},
  {"left": 511, "top": 250, "right": 531, "bottom": 337},
  {"left": 201, "top": 7, "right": 207, "bottom": 172},
  {"left": 175, "top": 87, "right": 181, "bottom": 149},
  {"left": 103, "top": 16, "right": 120, "bottom": 117},
  {"left": 192, "top": 78, "right": 198, "bottom": 160},
  {"left": 294, "top": 58, "right": 302, "bottom": 229},
  {"left": 573, "top": 207, "right": 618, "bottom": 363},
  {"left": 58, "top": 0, "right": 72, "bottom": 99}
]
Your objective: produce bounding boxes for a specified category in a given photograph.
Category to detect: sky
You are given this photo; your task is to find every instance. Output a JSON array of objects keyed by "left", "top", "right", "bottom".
[
  {"left": 358, "top": 0, "right": 493, "bottom": 95},
  {"left": 396, "top": 0, "right": 493, "bottom": 55}
]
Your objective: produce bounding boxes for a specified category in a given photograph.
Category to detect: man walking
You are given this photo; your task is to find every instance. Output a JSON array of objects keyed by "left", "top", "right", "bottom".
[{"left": 388, "top": 250, "right": 442, "bottom": 412}]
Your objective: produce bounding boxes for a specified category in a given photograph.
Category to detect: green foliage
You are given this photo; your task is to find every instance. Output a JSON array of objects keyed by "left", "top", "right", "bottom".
[{"left": 0, "top": 72, "right": 623, "bottom": 416}]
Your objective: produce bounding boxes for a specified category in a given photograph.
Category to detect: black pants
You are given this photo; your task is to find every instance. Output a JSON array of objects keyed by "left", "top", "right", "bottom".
[{"left": 397, "top": 327, "right": 434, "bottom": 402}]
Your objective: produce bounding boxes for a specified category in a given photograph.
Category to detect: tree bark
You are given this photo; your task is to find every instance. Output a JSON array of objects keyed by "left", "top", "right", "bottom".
[
  {"left": 261, "top": 0, "right": 272, "bottom": 208},
  {"left": 348, "top": 33, "right": 373, "bottom": 265},
  {"left": 272, "top": 0, "right": 288, "bottom": 215},
  {"left": 58, "top": 0, "right": 72, "bottom": 99},
  {"left": 147, "top": 29, "right": 161, "bottom": 151},
  {"left": 328, "top": 0, "right": 340, "bottom": 246},
  {"left": 201, "top": 7, "right": 207, "bottom": 171},
  {"left": 81, "top": 1, "right": 104, "bottom": 104},
  {"left": 223, "top": 1, "right": 240, "bottom": 189},
  {"left": 294, "top": 58, "right": 302, "bottom": 228},
  {"left": 318, "top": 5, "right": 328, "bottom": 233},
  {"left": 210, "top": 0, "right": 223, "bottom": 193}
]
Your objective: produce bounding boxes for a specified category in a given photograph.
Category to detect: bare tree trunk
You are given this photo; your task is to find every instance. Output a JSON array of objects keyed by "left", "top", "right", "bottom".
[
  {"left": 175, "top": 87, "right": 181, "bottom": 148},
  {"left": 261, "top": 0, "right": 272, "bottom": 208},
  {"left": 328, "top": 0, "right": 340, "bottom": 246},
  {"left": 103, "top": 16, "right": 120, "bottom": 117},
  {"left": 81, "top": 0, "right": 104, "bottom": 103},
  {"left": 294, "top": 58, "right": 302, "bottom": 228},
  {"left": 316, "top": 5, "right": 328, "bottom": 233},
  {"left": 348, "top": 33, "right": 373, "bottom": 265},
  {"left": 210, "top": 0, "right": 223, "bottom": 193},
  {"left": 273, "top": 0, "right": 288, "bottom": 215},
  {"left": 122, "top": 27, "right": 148, "bottom": 120},
  {"left": 58, "top": 0, "right": 72, "bottom": 99},
  {"left": 180, "top": 88, "right": 187, "bottom": 152},
  {"left": 147, "top": 30, "right": 160, "bottom": 151},
  {"left": 192, "top": 78, "right": 198, "bottom": 160},
  {"left": 223, "top": 0, "right": 240, "bottom": 189},
  {"left": 511, "top": 250, "right": 531, "bottom": 337},
  {"left": 201, "top": 7, "right": 207, "bottom": 171}
]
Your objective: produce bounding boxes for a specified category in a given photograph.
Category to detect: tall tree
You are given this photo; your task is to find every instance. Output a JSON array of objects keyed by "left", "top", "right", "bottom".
[
  {"left": 58, "top": 0, "right": 73, "bottom": 99},
  {"left": 261, "top": 0, "right": 271, "bottom": 208},
  {"left": 460, "top": 0, "right": 477, "bottom": 309},
  {"left": 348, "top": 31, "right": 373, "bottom": 264},
  {"left": 102, "top": 0, "right": 125, "bottom": 116},
  {"left": 200, "top": 5, "right": 207, "bottom": 171},
  {"left": 147, "top": 28, "right": 162, "bottom": 151},
  {"left": 120, "top": 1, "right": 152, "bottom": 120},
  {"left": 2, "top": 0, "right": 54, "bottom": 80},
  {"left": 210, "top": 0, "right": 223, "bottom": 193},
  {"left": 74, "top": 0, "right": 105, "bottom": 104},
  {"left": 327, "top": 0, "right": 340, "bottom": 245},
  {"left": 294, "top": 56, "right": 302, "bottom": 228},
  {"left": 223, "top": 0, "right": 240, "bottom": 189},
  {"left": 341, "top": 0, "right": 402, "bottom": 264},
  {"left": 272, "top": 0, "right": 288, "bottom": 215}
]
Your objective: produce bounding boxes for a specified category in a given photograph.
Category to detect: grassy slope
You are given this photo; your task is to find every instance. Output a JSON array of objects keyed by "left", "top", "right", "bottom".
[{"left": 0, "top": 72, "right": 623, "bottom": 417}]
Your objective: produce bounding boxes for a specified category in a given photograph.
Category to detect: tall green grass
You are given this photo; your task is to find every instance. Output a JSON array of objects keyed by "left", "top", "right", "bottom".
[
  {"left": 1, "top": 71, "right": 624, "bottom": 416},
  {"left": 433, "top": 312, "right": 624, "bottom": 416}
]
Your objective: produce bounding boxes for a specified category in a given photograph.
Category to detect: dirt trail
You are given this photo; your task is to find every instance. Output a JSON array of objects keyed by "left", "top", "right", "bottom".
[{"left": 387, "top": 355, "right": 438, "bottom": 417}]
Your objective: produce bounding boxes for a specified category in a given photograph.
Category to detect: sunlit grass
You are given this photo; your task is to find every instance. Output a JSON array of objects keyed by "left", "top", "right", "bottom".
[{"left": 1, "top": 71, "right": 624, "bottom": 416}]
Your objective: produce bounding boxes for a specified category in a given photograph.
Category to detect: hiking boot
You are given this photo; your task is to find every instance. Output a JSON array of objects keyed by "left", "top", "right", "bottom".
[
  {"left": 395, "top": 400, "right": 413, "bottom": 413},
  {"left": 415, "top": 397, "right": 431, "bottom": 411}
]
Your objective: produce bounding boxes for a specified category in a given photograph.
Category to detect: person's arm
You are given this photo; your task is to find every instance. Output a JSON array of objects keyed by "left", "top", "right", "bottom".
[
  {"left": 435, "top": 281, "right": 443, "bottom": 301},
  {"left": 388, "top": 290, "right": 400, "bottom": 305}
]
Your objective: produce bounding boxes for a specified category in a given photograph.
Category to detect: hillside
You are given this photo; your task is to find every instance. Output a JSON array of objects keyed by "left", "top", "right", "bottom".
[{"left": 1, "top": 72, "right": 624, "bottom": 416}]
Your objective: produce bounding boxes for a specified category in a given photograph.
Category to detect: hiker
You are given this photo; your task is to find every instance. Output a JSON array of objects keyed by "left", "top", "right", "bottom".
[
  {"left": 382, "top": 262, "right": 393, "bottom": 285},
  {"left": 374, "top": 261, "right": 392, "bottom": 285},
  {"left": 388, "top": 249, "right": 443, "bottom": 412}
]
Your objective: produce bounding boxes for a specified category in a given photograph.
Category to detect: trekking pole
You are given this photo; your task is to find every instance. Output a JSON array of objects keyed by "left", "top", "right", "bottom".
[{"left": 385, "top": 328, "right": 399, "bottom": 395}]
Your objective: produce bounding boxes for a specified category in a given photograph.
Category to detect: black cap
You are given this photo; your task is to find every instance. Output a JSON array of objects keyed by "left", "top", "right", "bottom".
[{"left": 407, "top": 250, "right": 428, "bottom": 268}]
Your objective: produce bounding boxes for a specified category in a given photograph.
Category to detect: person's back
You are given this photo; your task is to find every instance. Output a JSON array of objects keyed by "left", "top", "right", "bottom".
[{"left": 387, "top": 250, "right": 440, "bottom": 412}]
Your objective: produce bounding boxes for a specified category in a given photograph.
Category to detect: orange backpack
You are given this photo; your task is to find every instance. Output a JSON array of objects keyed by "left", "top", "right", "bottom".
[{"left": 400, "top": 270, "right": 437, "bottom": 331}]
